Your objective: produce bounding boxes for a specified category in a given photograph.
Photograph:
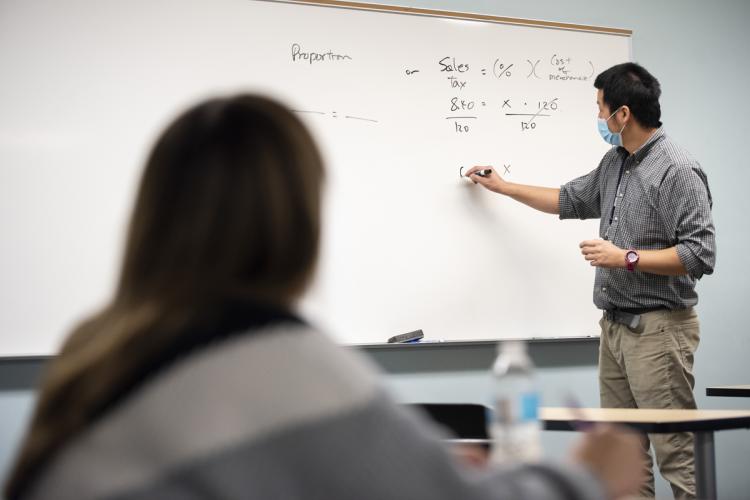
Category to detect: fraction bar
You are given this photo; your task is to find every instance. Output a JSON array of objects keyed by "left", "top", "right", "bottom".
[{"left": 345, "top": 115, "right": 378, "bottom": 122}]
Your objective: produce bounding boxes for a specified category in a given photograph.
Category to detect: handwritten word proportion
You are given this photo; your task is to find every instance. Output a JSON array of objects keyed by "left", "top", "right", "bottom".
[{"left": 291, "top": 43, "right": 352, "bottom": 65}]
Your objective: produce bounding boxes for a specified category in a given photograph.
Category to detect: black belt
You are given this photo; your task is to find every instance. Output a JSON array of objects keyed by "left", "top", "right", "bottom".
[
  {"left": 608, "top": 306, "right": 667, "bottom": 315},
  {"left": 603, "top": 307, "right": 667, "bottom": 329}
]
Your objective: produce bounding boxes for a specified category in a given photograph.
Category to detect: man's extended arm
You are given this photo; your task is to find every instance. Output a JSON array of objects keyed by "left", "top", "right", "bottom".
[{"left": 465, "top": 167, "right": 560, "bottom": 215}]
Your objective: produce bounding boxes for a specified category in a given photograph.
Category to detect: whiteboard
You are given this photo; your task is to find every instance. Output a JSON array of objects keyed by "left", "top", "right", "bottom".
[{"left": 0, "top": 0, "right": 632, "bottom": 355}]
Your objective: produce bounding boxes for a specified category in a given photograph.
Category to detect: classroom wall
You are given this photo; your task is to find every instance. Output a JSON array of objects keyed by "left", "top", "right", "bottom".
[{"left": 1, "top": 0, "right": 749, "bottom": 498}]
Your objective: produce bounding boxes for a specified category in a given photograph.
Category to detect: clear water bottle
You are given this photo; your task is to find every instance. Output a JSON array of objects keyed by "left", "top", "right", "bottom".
[{"left": 490, "top": 340, "right": 542, "bottom": 464}]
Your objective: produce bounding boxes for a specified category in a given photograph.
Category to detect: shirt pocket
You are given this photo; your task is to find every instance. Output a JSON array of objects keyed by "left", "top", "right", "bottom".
[{"left": 623, "top": 201, "right": 666, "bottom": 248}]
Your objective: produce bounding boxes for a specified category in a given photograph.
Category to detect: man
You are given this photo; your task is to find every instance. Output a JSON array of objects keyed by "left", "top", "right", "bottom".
[{"left": 466, "top": 62, "right": 715, "bottom": 499}]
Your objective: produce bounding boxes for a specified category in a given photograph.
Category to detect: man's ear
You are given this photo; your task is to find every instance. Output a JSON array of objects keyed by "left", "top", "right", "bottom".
[{"left": 619, "top": 105, "right": 631, "bottom": 123}]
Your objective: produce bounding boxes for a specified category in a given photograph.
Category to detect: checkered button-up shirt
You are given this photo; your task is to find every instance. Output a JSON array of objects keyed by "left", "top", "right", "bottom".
[{"left": 559, "top": 127, "right": 716, "bottom": 310}]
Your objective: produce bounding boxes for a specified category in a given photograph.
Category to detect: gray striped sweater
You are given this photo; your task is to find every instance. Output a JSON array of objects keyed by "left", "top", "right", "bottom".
[{"left": 27, "top": 322, "right": 604, "bottom": 500}]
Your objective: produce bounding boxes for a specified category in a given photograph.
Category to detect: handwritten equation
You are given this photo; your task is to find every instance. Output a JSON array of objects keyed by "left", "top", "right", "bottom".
[
  {"left": 428, "top": 54, "right": 594, "bottom": 83},
  {"left": 447, "top": 97, "right": 560, "bottom": 133},
  {"left": 286, "top": 43, "right": 596, "bottom": 134},
  {"left": 408, "top": 54, "right": 595, "bottom": 134},
  {"left": 292, "top": 109, "right": 378, "bottom": 123}
]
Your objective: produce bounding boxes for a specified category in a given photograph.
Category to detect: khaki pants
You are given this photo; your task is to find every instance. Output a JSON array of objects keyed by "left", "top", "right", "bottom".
[{"left": 599, "top": 308, "right": 700, "bottom": 500}]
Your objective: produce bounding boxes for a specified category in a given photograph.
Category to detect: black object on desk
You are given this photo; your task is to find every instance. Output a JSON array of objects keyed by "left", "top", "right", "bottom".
[
  {"left": 706, "top": 385, "right": 750, "bottom": 397},
  {"left": 408, "top": 403, "right": 490, "bottom": 444}
]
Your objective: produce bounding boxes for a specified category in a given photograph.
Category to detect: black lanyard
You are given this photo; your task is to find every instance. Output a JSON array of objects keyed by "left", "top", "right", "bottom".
[{"left": 608, "top": 157, "right": 629, "bottom": 226}]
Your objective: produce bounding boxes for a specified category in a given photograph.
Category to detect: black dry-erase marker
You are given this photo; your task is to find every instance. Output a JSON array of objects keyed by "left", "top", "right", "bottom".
[
  {"left": 387, "top": 329, "right": 424, "bottom": 344},
  {"left": 471, "top": 168, "right": 492, "bottom": 177},
  {"left": 459, "top": 166, "right": 493, "bottom": 178}
]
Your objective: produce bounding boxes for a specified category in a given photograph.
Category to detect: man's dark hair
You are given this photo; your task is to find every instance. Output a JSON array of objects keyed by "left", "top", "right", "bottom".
[{"left": 594, "top": 62, "right": 662, "bottom": 128}]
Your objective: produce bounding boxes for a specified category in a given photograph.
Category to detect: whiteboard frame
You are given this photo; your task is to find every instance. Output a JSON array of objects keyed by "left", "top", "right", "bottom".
[
  {"left": 354, "top": 336, "right": 599, "bottom": 349},
  {"left": 4, "top": 337, "right": 600, "bottom": 360},
  {"left": 265, "top": 0, "right": 632, "bottom": 36}
]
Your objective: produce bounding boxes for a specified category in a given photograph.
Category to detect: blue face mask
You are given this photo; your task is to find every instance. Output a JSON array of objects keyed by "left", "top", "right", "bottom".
[{"left": 597, "top": 107, "right": 626, "bottom": 146}]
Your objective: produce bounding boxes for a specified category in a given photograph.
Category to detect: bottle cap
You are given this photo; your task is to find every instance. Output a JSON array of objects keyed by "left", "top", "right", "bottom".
[{"left": 498, "top": 339, "right": 527, "bottom": 355}]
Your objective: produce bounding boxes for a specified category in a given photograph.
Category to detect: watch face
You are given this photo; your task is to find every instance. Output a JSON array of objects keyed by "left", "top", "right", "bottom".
[{"left": 626, "top": 251, "right": 638, "bottom": 263}]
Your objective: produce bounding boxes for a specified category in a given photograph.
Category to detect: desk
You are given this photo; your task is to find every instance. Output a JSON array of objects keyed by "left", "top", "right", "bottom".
[
  {"left": 540, "top": 407, "right": 750, "bottom": 500},
  {"left": 706, "top": 385, "right": 750, "bottom": 397}
]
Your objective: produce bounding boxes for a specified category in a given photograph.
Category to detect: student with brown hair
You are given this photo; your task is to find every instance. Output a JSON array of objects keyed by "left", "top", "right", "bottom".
[{"left": 6, "top": 94, "right": 643, "bottom": 500}]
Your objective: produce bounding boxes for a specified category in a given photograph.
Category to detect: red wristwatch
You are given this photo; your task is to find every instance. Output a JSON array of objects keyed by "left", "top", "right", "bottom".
[{"left": 625, "top": 249, "right": 639, "bottom": 271}]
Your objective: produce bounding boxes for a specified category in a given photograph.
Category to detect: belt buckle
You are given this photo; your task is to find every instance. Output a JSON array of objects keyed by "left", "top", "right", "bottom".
[
  {"left": 616, "top": 311, "right": 640, "bottom": 329},
  {"left": 622, "top": 312, "right": 640, "bottom": 329},
  {"left": 605, "top": 310, "right": 641, "bottom": 329}
]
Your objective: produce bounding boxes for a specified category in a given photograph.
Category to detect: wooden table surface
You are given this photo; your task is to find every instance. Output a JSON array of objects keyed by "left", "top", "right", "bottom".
[{"left": 540, "top": 407, "right": 750, "bottom": 433}]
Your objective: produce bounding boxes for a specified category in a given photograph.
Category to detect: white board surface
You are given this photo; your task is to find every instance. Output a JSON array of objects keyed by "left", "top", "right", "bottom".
[{"left": 0, "top": 0, "right": 631, "bottom": 355}]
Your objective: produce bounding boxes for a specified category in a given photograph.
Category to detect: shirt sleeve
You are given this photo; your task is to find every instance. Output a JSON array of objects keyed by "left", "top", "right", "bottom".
[
  {"left": 658, "top": 162, "right": 716, "bottom": 279},
  {"left": 558, "top": 158, "right": 606, "bottom": 221}
]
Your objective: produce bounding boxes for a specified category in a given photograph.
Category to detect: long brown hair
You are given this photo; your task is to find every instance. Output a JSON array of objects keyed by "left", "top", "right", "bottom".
[{"left": 5, "top": 95, "right": 325, "bottom": 499}]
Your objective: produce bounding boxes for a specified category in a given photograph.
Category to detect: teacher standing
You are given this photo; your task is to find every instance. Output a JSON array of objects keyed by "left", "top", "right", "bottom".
[{"left": 467, "top": 62, "right": 715, "bottom": 500}]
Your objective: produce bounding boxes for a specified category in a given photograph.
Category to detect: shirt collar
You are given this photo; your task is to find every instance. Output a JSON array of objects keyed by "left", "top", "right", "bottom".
[{"left": 617, "top": 126, "right": 666, "bottom": 162}]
